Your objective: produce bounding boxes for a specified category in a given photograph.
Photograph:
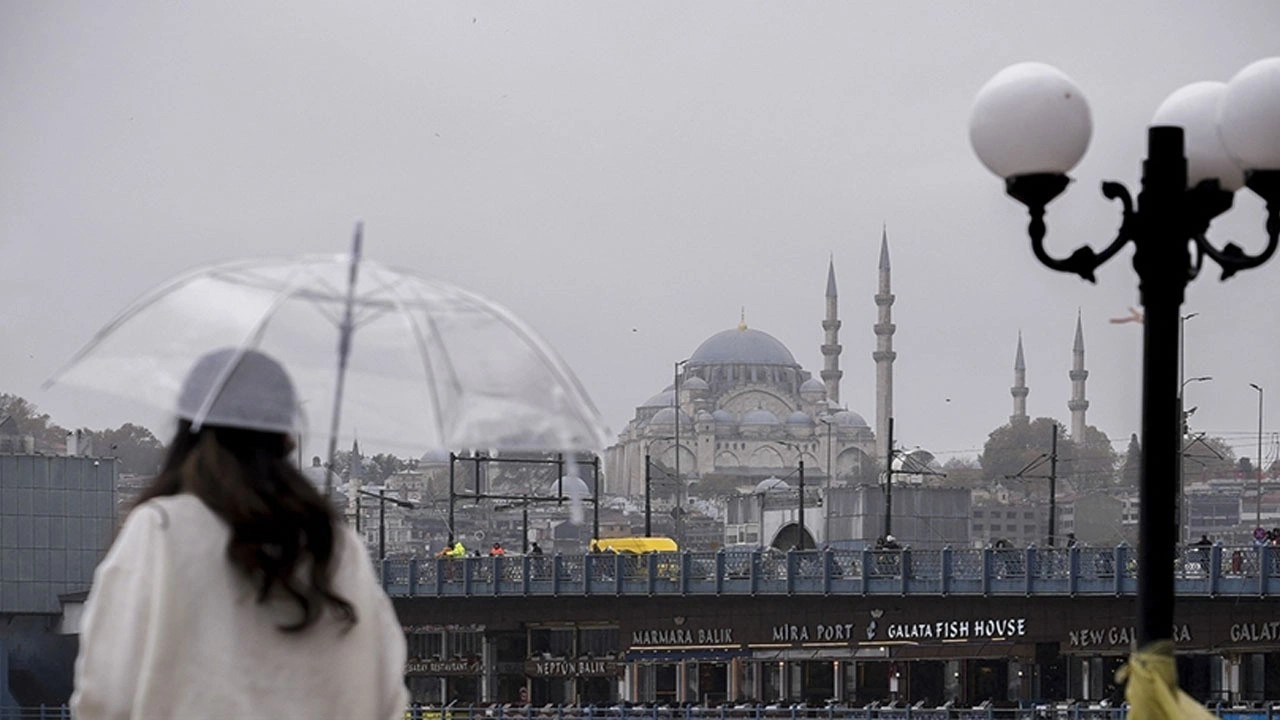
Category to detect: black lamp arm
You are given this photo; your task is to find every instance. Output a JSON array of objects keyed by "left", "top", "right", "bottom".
[
  {"left": 1016, "top": 176, "right": 1135, "bottom": 283},
  {"left": 1192, "top": 186, "right": 1280, "bottom": 281}
]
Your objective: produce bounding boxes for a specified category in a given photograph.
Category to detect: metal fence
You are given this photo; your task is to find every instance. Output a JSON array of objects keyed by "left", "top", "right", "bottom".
[
  {"left": 379, "top": 544, "right": 1280, "bottom": 598},
  {"left": 8, "top": 701, "right": 1279, "bottom": 720},
  {"left": 391, "top": 703, "right": 1280, "bottom": 720}
]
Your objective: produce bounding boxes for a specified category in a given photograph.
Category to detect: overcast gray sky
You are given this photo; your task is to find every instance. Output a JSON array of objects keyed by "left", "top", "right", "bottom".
[{"left": 3, "top": 2, "right": 1278, "bottom": 464}]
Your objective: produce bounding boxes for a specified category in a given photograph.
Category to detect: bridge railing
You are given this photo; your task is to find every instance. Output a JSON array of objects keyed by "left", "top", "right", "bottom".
[
  {"left": 393, "top": 703, "right": 1280, "bottom": 720},
  {"left": 379, "top": 545, "right": 1279, "bottom": 598}
]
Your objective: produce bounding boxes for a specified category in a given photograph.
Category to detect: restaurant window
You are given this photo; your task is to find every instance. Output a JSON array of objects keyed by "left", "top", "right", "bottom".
[
  {"left": 578, "top": 626, "right": 619, "bottom": 657},
  {"left": 449, "top": 630, "right": 483, "bottom": 658},
  {"left": 530, "top": 627, "right": 576, "bottom": 658},
  {"left": 408, "top": 630, "right": 445, "bottom": 659}
]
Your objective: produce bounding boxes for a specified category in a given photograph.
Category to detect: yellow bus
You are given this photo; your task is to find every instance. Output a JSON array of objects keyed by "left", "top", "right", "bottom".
[{"left": 590, "top": 536, "right": 678, "bottom": 554}]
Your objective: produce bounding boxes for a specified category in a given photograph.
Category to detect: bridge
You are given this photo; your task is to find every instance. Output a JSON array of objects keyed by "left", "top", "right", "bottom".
[{"left": 380, "top": 544, "right": 1280, "bottom": 598}]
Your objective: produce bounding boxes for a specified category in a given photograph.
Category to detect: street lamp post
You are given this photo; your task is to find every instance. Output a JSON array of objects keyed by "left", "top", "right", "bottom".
[
  {"left": 672, "top": 359, "right": 689, "bottom": 541},
  {"left": 1251, "top": 383, "right": 1264, "bottom": 528},
  {"left": 358, "top": 488, "right": 416, "bottom": 561},
  {"left": 1179, "top": 375, "right": 1213, "bottom": 543},
  {"left": 819, "top": 416, "right": 836, "bottom": 544},
  {"left": 971, "top": 58, "right": 1280, "bottom": 649}
]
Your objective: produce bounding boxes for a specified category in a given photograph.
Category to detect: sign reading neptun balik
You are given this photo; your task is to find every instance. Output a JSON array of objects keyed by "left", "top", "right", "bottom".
[{"left": 525, "top": 659, "right": 624, "bottom": 677}]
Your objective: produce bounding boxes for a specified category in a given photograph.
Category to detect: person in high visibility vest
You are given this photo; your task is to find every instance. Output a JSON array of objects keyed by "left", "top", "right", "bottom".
[{"left": 448, "top": 540, "right": 466, "bottom": 558}]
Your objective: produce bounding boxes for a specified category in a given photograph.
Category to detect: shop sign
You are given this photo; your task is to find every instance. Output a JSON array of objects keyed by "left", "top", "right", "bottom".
[
  {"left": 884, "top": 618, "right": 1027, "bottom": 641},
  {"left": 1068, "top": 624, "right": 1191, "bottom": 649},
  {"left": 1229, "top": 622, "right": 1280, "bottom": 643},
  {"left": 771, "top": 623, "right": 858, "bottom": 643},
  {"left": 405, "top": 658, "right": 483, "bottom": 675},
  {"left": 631, "top": 627, "right": 734, "bottom": 646},
  {"left": 525, "top": 658, "right": 623, "bottom": 677}
]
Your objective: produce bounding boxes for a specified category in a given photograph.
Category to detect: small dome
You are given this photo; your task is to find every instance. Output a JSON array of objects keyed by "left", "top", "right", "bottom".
[
  {"left": 800, "top": 378, "right": 826, "bottom": 394},
  {"left": 754, "top": 476, "right": 791, "bottom": 494},
  {"left": 683, "top": 376, "right": 709, "bottom": 391},
  {"left": 741, "top": 408, "right": 780, "bottom": 426},
  {"left": 712, "top": 409, "right": 736, "bottom": 425},
  {"left": 642, "top": 389, "right": 675, "bottom": 408},
  {"left": 688, "top": 326, "right": 798, "bottom": 366},
  {"left": 649, "top": 407, "right": 694, "bottom": 426},
  {"left": 894, "top": 449, "right": 941, "bottom": 475},
  {"left": 785, "top": 411, "right": 813, "bottom": 426},
  {"left": 546, "top": 476, "right": 591, "bottom": 497},
  {"left": 420, "top": 448, "right": 452, "bottom": 466},
  {"left": 833, "top": 410, "right": 869, "bottom": 428},
  {"left": 695, "top": 410, "right": 715, "bottom": 424}
]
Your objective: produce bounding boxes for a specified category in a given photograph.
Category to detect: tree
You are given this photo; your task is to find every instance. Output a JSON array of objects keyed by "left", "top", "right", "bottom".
[
  {"left": 980, "top": 417, "right": 1075, "bottom": 484},
  {"left": 81, "top": 423, "right": 165, "bottom": 475},
  {"left": 1120, "top": 434, "right": 1142, "bottom": 489},
  {"left": 1070, "top": 425, "right": 1118, "bottom": 491},
  {"left": 0, "top": 393, "right": 68, "bottom": 453}
]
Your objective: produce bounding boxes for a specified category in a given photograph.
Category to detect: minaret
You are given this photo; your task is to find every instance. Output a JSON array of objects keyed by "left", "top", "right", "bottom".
[
  {"left": 821, "top": 256, "right": 843, "bottom": 405},
  {"left": 1068, "top": 312, "right": 1090, "bottom": 439},
  {"left": 1011, "top": 333, "right": 1029, "bottom": 424},
  {"left": 874, "top": 228, "right": 897, "bottom": 461}
]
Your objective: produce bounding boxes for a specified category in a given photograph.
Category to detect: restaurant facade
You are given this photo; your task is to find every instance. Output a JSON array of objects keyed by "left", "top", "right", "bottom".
[{"left": 393, "top": 594, "right": 1280, "bottom": 706}]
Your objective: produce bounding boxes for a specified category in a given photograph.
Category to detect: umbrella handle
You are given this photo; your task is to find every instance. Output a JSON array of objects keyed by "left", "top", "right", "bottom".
[{"left": 324, "top": 221, "right": 364, "bottom": 498}]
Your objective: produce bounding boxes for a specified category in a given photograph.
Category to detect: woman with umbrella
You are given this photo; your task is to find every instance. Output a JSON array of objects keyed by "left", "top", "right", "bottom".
[{"left": 71, "top": 348, "right": 408, "bottom": 719}]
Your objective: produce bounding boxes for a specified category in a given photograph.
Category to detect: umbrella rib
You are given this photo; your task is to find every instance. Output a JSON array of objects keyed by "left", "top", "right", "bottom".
[
  {"left": 44, "top": 267, "right": 216, "bottom": 389},
  {"left": 380, "top": 276, "right": 451, "bottom": 449},
  {"left": 446, "top": 285, "right": 606, "bottom": 449}
]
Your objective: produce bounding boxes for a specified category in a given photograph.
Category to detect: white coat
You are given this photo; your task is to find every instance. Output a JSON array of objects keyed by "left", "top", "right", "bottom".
[{"left": 72, "top": 494, "right": 408, "bottom": 720}]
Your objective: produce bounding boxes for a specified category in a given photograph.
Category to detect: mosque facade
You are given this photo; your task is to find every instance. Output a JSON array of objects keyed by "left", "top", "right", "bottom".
[{"left": 604, "top": 232, "right": 899, "bottom": 516}]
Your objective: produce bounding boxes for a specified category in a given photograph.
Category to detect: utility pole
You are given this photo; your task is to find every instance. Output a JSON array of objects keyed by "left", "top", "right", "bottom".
[
  {"left": 1048, "top": 425, "right": 1058, "bottom": 546},
  {"left": 644, "top": 454, "right": 652, "bottom": 537},
  {"left": 884, "top": 417, "right": 894, "bottom": 537},
  {"left": 797, "top": 460, "right": 806, "bottom": 548}
]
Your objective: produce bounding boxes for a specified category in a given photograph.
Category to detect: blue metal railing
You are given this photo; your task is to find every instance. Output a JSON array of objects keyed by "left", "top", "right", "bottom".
[
  {"left": 389, "top": 703, "right": 1280, "bottom": 720},
  {"left": 8, "top": 703, "right": 1279, "bottom": 720},
  {"left": 380, "top": 544, "right": 1279, "bottom": 598}
]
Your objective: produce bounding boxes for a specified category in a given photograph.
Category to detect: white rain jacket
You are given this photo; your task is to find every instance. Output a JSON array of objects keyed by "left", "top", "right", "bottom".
[{"left": 72, "top": 494, "right": 408, "bottom": 720}]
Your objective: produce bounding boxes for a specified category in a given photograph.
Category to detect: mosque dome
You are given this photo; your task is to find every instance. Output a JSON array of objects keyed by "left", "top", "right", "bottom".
[
  {"left": 800, "top": 377, "right": 826, "bottom": 395},
  {"left": 688, "top": 326, "right": 798, "bottom": 366},
  {"left": 649, "top": 407, "right": 694, "bottom": 426},
  {"left": 894, "top": 449, "right": 941, "bottom": 475},
  {"left": 741, "top": 408, "right": 781, "bottom": 426},
  {"left": 545, "top": 476, "right": 591, "bottom": 497},
  {"left": 420, "top": 448, "right": 452, "bottom": 466},
  {"left": 754, "top": 476, "right": 790, "bottom": 494},
  {"left": 832, "top": 409, "right": 870, "bottom": 428},
  {"left": 785, "top": 411, "right": 813, "bottom": 426},
  {"left": 695, "top": 410, "right": 715, "bottom": 424},
  {"left": 712, "top": 409, "right": 736, "bottom": 425},
  {"left": 683, "top": 376, "right": 709, "bottom": 391},
  {"left": 641, "top": 389, "right": 675, "bottom": 408}
]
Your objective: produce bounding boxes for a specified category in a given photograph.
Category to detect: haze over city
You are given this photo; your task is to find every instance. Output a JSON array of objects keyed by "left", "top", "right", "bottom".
[{"left": 3, "top": 2, "right": 1279, "bottom": 463}]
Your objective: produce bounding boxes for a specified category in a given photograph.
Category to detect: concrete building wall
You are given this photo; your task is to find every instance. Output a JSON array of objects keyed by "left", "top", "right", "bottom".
[{"left": 0, "top": 454, "right": 116, "bottom": 614}]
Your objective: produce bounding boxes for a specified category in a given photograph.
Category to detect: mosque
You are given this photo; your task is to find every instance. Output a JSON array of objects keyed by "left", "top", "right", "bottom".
[
  {"left": 604, "top": 231, "right": 900, "bottom": 520},
  {"left": 604, "top": 228, "right": 1097, "bottom": 551}
]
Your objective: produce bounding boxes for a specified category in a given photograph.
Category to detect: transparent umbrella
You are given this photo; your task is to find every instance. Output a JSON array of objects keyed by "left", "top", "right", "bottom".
[{"left": 45, "top": 226, "right": 610, "bottom": 494}]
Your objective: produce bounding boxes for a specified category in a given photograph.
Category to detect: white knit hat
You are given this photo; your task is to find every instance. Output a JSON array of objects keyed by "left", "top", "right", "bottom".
[{"left": 176, "top": 348, "right": 299, "bottom": 434}]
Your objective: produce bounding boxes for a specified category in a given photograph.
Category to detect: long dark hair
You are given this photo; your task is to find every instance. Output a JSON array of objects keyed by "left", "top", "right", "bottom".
[{"left": 138, "top": 420, "right": 356, "bottom": 633}]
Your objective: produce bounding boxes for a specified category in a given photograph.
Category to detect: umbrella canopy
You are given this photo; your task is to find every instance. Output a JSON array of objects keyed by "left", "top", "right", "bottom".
[{"left": 46, "top": 233, "right": 610, "bottom": 491}]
